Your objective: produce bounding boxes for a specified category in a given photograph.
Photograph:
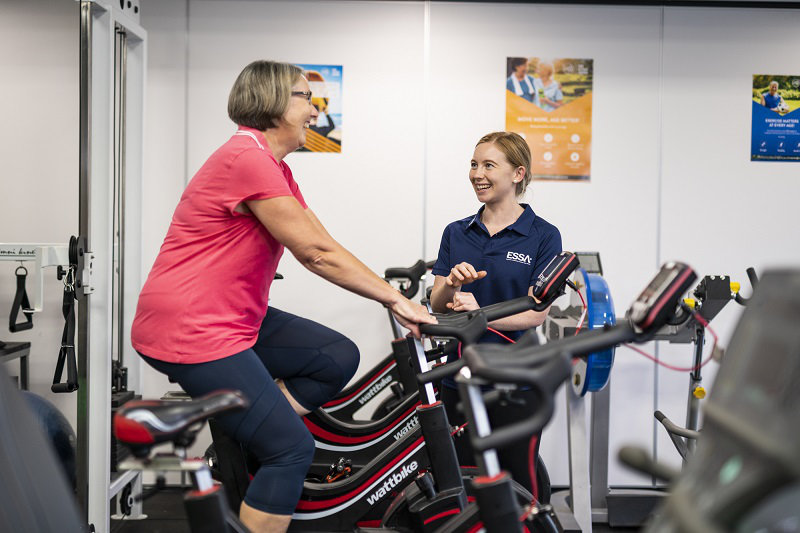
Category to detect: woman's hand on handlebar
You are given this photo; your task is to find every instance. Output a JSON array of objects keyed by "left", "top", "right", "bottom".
[
  {"left": 447, "top": 291, "right": 479, "bottom": 312},
  {"left": 388, "top": 297, "right": 437, "bottom": 338},
  {"left": 445, "top": 262, "right": 487, "bottom": 289}
]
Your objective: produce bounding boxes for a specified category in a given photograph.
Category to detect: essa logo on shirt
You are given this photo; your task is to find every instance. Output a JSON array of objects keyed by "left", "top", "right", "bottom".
[{"left": 506, "top": 251, "right": 532, "bottom": 265}]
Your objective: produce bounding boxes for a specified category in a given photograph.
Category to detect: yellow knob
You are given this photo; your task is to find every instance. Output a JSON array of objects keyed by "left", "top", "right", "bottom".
[
  {"left": 693, "top": 386, "right": 706, "bottom": 399},
  {"left": 730, "top": 282, "right": 741, "bottom": 294},
  {"left": 683, "top": 298, "right": 696, "bottom": 309}
]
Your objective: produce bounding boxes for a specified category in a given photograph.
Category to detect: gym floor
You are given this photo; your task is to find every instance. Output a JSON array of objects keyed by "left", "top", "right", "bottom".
[{"left": 111, "top": 486, "right": 639, "bottom": 533}]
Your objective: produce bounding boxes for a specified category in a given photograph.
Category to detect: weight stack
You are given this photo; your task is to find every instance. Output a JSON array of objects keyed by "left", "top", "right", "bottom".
[{"left": 111, "top": 390, "right": 140, "bottom": 472}]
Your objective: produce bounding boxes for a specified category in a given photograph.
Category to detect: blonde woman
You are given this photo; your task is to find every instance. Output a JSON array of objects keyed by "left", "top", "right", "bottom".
[
  {"left": 536, "top": 62, "right": 564, "bottom": 112},
  {"left": 430, "top": 131, "right": 562, "bottom": 498}
]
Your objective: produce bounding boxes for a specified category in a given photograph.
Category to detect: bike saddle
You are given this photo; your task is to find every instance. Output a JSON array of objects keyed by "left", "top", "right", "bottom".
[{"left": 114, "top": 390, "right": 248, "bottom": 456}]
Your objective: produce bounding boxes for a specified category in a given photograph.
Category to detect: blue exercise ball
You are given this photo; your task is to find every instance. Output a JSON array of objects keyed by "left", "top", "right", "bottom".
[{"left": 21, "top": 391, "right": 77, "bottom": 488}]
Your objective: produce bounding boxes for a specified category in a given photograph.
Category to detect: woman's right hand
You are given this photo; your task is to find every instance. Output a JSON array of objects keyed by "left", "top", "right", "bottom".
[
  {"left": 445, "top": 262, "right": 487, "bottom": 289},
  {"left": 388, "top": 297, "right": 437, "bottom": 338}
]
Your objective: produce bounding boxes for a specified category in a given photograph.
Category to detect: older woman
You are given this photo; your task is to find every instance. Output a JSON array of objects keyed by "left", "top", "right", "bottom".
[
  {"left": 131, "top": 60, "right": 433, "bottom": 532},
  {"left": 430, "top": 131, "right": 562, "bottom": 498},
  {"left": 535, "top": 62, "right": 564, "bottom": 112},
  {"left": 761, "top": 80, "right": 787, "bottom": 112},
  {"left": 506, "top": 57, "right": 540, "bottom": 106}
]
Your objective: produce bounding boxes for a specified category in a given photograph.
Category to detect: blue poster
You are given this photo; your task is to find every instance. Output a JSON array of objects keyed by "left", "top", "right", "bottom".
[{"left": 751, "top": 74, "right": 800, "bottom": 162}]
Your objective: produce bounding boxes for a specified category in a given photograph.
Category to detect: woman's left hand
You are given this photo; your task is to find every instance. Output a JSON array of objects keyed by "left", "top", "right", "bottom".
[
  {"left": 447, "top": 291, "right": 479, "bottom": 312},
  {"left": 389, "top": 297, "right": 437, "bottom": 338}
]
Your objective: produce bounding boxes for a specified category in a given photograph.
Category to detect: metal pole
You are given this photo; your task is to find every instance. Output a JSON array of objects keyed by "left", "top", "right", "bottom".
[
  {"left": 117, "top": 28, "right": 127, "bottom": 368},
  {"left": 685, "top": 327, "right": 704, "bottom": 455},
  {"left": 77, "top": 0, "right": 93, "bottom": 521}
]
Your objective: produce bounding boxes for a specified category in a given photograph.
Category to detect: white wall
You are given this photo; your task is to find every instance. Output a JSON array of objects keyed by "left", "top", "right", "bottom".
[
  {"left": 0, "top": 0, "right": 79, "bottom": 423},
  {"left": 4, "top": 0, "right": 800, "bottom": 492},
  {"left": 425, "top": 1, "right": 665, "bottom": 486},
  {"left": 185, "top": 0, "right": 427, "bottom": 360}
]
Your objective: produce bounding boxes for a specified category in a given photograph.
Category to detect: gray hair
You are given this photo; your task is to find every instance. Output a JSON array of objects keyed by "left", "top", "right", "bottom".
[{"left": 228, "top": 60, "right": 304, "bottom": 130}]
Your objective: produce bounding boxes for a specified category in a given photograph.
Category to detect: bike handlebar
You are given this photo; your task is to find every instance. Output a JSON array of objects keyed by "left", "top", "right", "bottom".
[
  {"left": 385, "top": 259, "right": 428, "bottom": 300},
  {"left": 734, "top": 267, "right": 758, "bottom": 306},
  {"left": 419, "top": 295, "right": 548, "bottom": 344}
]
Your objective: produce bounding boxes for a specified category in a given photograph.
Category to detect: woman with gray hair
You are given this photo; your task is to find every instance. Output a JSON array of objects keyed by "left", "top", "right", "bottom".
[{"left": 131, "top": 60, "right": 434, "bottom": 532}]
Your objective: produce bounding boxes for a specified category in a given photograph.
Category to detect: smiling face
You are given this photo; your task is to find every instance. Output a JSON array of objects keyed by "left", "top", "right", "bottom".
[
  {"left": 769, "top": 81, "right": 779, "bottom": 95},
  {"left": 275, "top": 76, "right": 319, "bottom": 152},
  {"left": 470, "top": 142, "right": 525, "bottom": 205}
]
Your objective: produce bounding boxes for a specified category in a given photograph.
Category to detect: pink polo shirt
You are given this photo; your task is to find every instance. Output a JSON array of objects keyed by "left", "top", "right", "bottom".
[{"left": 131, "top": 127, "right": 307, "bottom": 363}]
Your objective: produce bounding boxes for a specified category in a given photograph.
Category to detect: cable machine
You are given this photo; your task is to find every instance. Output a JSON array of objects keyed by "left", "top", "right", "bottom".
[{"left": 78, "top": 1, "right": 145, "bottom": 531}]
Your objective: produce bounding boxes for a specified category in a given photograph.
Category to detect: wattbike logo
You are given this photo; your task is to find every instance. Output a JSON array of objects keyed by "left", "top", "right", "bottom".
[
  {"left": 392, "top": 415, "right": 419, "bottom": 441},
  {"left": 365, "top": 460, "right": 419, "bottom": 505},
  {"left": 506, "top": 251, "right": 532, "bottom": 265},
  {"left": 357, "top": 375, "right": 393, "bottom": 405}
]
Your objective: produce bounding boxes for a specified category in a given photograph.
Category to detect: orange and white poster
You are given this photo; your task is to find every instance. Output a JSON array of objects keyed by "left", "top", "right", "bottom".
[{"left": 505, "top": 57, "right": 593, "bottom": 181}]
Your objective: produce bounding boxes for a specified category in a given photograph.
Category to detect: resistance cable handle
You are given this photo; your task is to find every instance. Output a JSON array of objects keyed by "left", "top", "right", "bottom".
[
  {"left": 9, "top": 266, "right": 34, "bottom": 332},
  {"left": 52, "top": 237, "right": 81, "bottom": 393},
  {"left": 384, "top": 259, "right": 427, "bottom": 300}
]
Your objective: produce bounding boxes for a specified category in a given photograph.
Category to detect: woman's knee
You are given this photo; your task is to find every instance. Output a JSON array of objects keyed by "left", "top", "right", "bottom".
[{"left": 323, "top": 336, "right": 360, "bottom": 390}]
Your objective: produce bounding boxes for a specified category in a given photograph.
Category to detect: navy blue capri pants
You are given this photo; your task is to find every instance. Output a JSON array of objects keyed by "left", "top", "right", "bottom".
[{"left": 140, "top": 307, "right": 360, "bottom": 515}]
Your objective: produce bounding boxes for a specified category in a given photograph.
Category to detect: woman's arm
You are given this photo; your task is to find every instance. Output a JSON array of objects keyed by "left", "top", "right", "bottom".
[
  {"left": 430, "top": 275, "right": 457, "bottom": 313},
  {"left": 429, "top": 264, "right": 487, "bottom": 313},
  {"left": 246, "top": 196, "right": 433, "bottom": 335}
]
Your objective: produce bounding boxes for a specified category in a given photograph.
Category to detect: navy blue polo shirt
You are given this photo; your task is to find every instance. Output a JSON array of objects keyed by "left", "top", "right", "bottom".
[{"left": 432, "top": 204, "right": 562, "bottom": 344}]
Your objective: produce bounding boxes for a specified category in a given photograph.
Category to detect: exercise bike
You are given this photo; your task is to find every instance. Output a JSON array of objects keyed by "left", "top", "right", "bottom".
[
  {"left": 214, "top": 251, "right": 580, "bottom": 532},
  {"left": 320, "top": 260, "right": 431, "bottom": 424},
  {"left": 652, "top": 268, "right": 757, "bottom": 461},
  {"left": 420, "top": 261, "right": 699, "bottom": 532},
  {"left": 113, "top": 390, "right": 251, "bottom": 532}
]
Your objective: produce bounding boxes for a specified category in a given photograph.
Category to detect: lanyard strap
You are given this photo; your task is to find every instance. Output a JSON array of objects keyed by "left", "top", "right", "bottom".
[
  {"left": 9, "top": 266, "right": 33, "bottom": 332},
  {"left": 234, "top": 130, "right": 265, "bottom": 150}
]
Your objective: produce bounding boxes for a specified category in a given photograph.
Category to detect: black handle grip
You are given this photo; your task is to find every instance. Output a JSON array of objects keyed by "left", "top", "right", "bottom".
[
  {"left": 385, "top": 259, "right": 427, "bottom": 300},
  {"left": 503, "top": 322, "right": 637, "bottom": 368},
  {"left": 419, "top": 311, "right": 488, "bottom": 345},
  {"left": 418, "top": 358, "right": 465, "bottom": 384},
  {"left": 468, "top": 355, "right": 570, "bottom": 452},
  {"left": 618, "top": 445, "right": 679, "bottom": 483},
  {"left": 479, "top": 296, "right": 540, "bottom": 321},
  {"left": 734, "top": 267, "right": 758, "bottom": 306},
  {"left": 654, "top": 410, "right": 701, "bottom": 440},
  {"left": 51, "top": 382, "right": 78, "bottom": 393}
]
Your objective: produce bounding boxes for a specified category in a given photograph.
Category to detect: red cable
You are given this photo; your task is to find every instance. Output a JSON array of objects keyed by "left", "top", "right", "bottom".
[
  {"left": 487, "top": 327, "right": 516, "bottom": 344},
  {"left": 574, "top": 288, "right": 587, "bottom": 336},
  {"left": 450, "top": 421, "right": 469, "bottom": 437},
  {"left": 623, "top": 311, "right": 720, "bottom": 372}
]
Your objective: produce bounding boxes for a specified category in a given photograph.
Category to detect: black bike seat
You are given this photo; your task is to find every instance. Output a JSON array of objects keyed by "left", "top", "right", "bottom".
[{"left": 114, "top": 390, "right": 247, "bottom": 451}]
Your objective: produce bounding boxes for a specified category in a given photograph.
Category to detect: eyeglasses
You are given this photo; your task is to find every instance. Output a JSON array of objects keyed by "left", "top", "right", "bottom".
[{"left": 291, "top": 90, "right": 313, "bottom": 103}]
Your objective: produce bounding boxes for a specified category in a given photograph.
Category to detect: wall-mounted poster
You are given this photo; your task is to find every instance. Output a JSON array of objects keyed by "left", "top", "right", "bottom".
[
  {"left": 296, "top": 63, "right": 342, "bottom": 153},
  {"left": 505, "top": 57, "right": 593, "bottom": 181},
  {"left": 751, "top": 74, "right": 800, "bottom": 162}
]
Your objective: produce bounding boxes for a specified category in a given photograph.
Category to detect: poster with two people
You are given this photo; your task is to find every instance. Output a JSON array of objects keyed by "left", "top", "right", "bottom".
[{"left": 505, "top": 57, "right": 593, "bottom": 181}]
